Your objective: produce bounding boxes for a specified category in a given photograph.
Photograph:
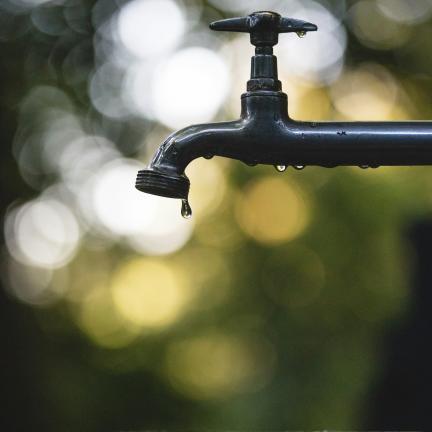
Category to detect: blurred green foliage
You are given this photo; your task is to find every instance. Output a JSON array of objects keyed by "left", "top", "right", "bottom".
[{"left": 2, "top": 0, "right": 432, "bottom": 430}]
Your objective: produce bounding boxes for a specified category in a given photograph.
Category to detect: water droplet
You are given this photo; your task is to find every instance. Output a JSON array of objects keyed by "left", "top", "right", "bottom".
[
  {"left": 296, "top": 31, "right": 307, "bottom": 38},
  {"left": 360, "top": 165, "right": 369, "bottom": 169},
  {"left": 181, "top": 199, "right": 192, "bottom": 219},
  {"left": 294, "top": 165, "right": 305, "bottom": 170},
  {"left": 247, "top": 162, "right": 257, "bottom": 167},
  {"left": 204, "top": 154, "right": 213, "bottom": 160},
  {"left": 275, "top": 165, "right": 287, "bottom": 172}
]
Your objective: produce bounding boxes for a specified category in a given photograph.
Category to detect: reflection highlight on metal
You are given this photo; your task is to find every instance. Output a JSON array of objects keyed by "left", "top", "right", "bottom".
[{"left": 136, "top": 11, "right": 432, "bottom": 215}]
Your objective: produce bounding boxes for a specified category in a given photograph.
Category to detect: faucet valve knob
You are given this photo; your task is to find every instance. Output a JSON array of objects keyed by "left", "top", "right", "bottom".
[
  {"left": 211, "top": 11, "right": 317, "bottom": 92},
  {"left": 210, "top": 11, "right": 317, "bottom": 47}
]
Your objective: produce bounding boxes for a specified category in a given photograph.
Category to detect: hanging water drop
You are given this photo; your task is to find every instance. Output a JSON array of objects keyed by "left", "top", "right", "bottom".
[
  {"left": 360, "top": 165, "right": 369, "bottom": 169},
  {"left": 296, "top": 31, "right": 306, "bottom": 38},
  {"left": 204, "top": 154, "right": 213, "bottom": 160},
  {"left": 294, "top": 165, "right": 305, "bottom": 170},
  {"left": 275, "top": 165, "right": 287, "bottom": 172},
  {"left": 181, "top": 199, "right": 192, "bottom": 219}
]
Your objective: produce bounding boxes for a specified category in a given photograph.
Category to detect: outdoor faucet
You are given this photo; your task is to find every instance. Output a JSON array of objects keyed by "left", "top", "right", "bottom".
[{"left": 136, "top": 11, "right": 432, "bottom": 217}]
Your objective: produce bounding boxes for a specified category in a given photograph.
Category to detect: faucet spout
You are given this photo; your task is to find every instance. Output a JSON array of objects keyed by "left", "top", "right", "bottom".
[
  {"left": 135, "top": 119, "right": 245, "bottom": 199},
  {"left": 136, "top": 90, "right": 291, "bottom": 200},
  {"left": 135, "top": 11, "right": 432, "bottom": 214},
  {"left": 137, "top": 87, "right": 432, "bottom": 201}
]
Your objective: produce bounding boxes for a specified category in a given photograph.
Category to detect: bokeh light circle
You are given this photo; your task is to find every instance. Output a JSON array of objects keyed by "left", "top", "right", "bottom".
[
  {"left": 348, "top": 0, "right": 411, "bottom": 50},
  {"left": 5, "top": 198, "right": 81, "bottom": 269},
  {"left": 12, "top": 0, "right": 56, "bottom": 7},
  {"left": 278, "top": 1, "right": 347, "bottom": 84},
  {"left": 165, "top": 333, "right": 276, "bottom": 399},
  {"left": 186, "top": 158, "right": 227, "bottom": 218},
  {"left": 207, "top": 0, "right": 280, "bottom": 14},
  {"left": 88, "top": 158, "right": 194, "bottom": 255},
  {"left": 3, "top": 257, "right": 69, "bottom": 306},
  {"left": 377, "top": 0, "right": 432, "bottom": 25},
  {"left": 117, "top": 0, "right": 185, "bottom": 59},
  {"left": 330, "top": 63, "right": 399, "bottom": 121},
  {"left": 111, "top": 258, "right": 189, "bottom": 329},
  {"left": 90, "top": 62, "right": 130, "bottom": 119},
  {"left": 78, "top": 285, "right": 139, "bottom": 349},
  {"left": 236, "top": 176, "right": 310, "bottom": 245},
  {"left": 152, "top": 47, "right": 230, "bottom": 129}
]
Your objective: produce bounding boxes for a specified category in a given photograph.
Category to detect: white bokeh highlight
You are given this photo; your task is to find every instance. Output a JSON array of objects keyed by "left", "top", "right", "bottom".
[
  {"left": 207, "top": 0, "right": 281, "bottom": 14},
  {"left": 90, "top": 62, "right": 130, "bottom": 119},
  {"left": 88, "top": 159, "right": 194, "bottom": 255},
  {"left": 123, "top": 61, "right": 158, "bottom": 120},
  {"left": 5, "top": 198, "right": 81, "bottom": 269},
  {"left": 151, "top": 47, "right": 230, "bottom": 129},
  {"left": 377, "top": 0, "right": 432, "bottom": 24},
  {"left": 59, "top": 135, "right": 120, "bottom": 193},
  {"left": 277, "top": 1, "right": 347, "bottom": 84},
  {"left": 11, "top": 0, "right": 57, "bottom": 7},
  {"left": 117, "top": 0, "right": 185, "bottom": 59}
]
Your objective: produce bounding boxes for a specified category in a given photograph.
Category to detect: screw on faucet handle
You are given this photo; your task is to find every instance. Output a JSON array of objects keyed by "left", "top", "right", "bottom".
[{"left": 210, "top": 11, "right": 317, "bottom": 47}]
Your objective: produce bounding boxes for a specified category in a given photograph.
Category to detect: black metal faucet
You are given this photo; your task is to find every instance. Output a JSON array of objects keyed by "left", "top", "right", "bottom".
[{"left": 136, "top": 11, "right": 432, "bottom": 216}]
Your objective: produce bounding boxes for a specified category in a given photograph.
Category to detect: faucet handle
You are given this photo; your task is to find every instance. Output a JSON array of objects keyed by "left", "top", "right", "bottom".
[{"left": 210, "top": 11, "right": 317, "bottom": 47}]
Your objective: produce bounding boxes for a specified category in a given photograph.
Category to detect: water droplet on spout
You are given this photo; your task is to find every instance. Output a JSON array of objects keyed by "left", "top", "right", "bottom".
[
  {"left": 294, "top": 165, "right": 305, "bottom": 170},
  {"left": 275, "top": 165, "right": 287, "bottom": 172},
  {"left": 360, "top": 165, "right": 369, "bottom": 169},
  {"left": 204, "top": 154, "right": 213, "bottom": 160},
  {"left": 181, "top": 199, "right": 192, "bottom": 219},
  {"left": 296, "top": 31, "right": 306, "bottom": 38}
]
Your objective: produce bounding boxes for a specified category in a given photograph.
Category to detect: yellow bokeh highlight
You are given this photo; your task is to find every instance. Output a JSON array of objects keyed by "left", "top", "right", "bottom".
[
  {"left": 186, "top": 157, "right": 227, "bottom": 218},
  {"left": 194, "top": 189, "right": 245, "bottom": 250},
  {"left": 330, "top": 64, "right": 408, "bottom": 121},
  {"left": 283, "top": 81, "right": 332, "bottom": 121},
  {"left": 111, "top": 258, "right": 188, "bottom": 329},
  {"left": 77, "top": 285, "right": 138, "bottom": 349},
  {"left": 235, "top": 176, "right": 310, "bottom": 245},
  {"left": 164, "top": 333, "right": 276, "bottom": 399}
]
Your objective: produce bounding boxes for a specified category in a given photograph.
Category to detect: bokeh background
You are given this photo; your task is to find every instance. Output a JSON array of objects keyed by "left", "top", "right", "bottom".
[{"left": 1, "top": 0, "right": 432, "bottom": 430}]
